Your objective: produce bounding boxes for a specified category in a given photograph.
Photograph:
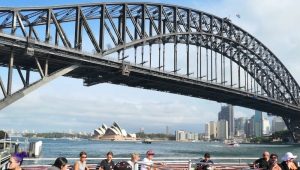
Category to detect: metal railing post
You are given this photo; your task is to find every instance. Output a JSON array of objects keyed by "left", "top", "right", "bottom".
[{"left": 188, "top": 159, "right": 192, "bottom": 170}]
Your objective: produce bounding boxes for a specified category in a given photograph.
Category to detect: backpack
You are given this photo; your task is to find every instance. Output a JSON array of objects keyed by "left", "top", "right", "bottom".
[{"left": 114, "top": 161, "right": 132, "bottom": 170}]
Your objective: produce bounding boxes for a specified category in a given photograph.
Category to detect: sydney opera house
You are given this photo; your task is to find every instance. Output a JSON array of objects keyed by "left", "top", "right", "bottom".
[{"left": 93, "top": 122, "right": 136, "bottom": 141}]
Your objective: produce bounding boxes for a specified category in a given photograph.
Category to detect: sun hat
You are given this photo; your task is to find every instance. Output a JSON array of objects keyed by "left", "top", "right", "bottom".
[
  {"left": 146, "top": 150, "right": 155, "bottom": 155},
  {"left": 282, "top": 152, "right": 297, "bottom": 161}
]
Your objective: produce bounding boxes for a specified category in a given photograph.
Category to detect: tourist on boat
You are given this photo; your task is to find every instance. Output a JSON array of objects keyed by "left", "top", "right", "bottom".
[
  {"left": 253, "top": 151, "right": 270, "bottom": 170},
  {"left": 97, "top": 151, "right": 115, "bottom": 170},
  {"left": 48, "top": 157, "right": 68, "bottom": 170},
  {"left": 280, "top": 152, "right": 298, "bottom": 170},
  {"left": 269, "top": 153, "right": 282, "bottom": 170},
  {"left": 127, "top": 153, "right": 140, "bottom": 170},
  {"left": 74, "top": 151, "right": 90, "bottom": 170},
  {"left": 6, "top": 152, "right": 27, "bottom": 170},
  {"left": 197, "top": 153, "right": 214, "bottom": 170},
  {"left": 141, "top": 150, "right": 166, "bottom": 170},
  {"left": 141, "top": 150, "right": 155, "bottom": 170}
]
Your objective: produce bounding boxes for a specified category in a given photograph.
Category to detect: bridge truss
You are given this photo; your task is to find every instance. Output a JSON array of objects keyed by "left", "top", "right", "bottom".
[{"left": 0, "top": 3, "right": 299, "bottom": 141}]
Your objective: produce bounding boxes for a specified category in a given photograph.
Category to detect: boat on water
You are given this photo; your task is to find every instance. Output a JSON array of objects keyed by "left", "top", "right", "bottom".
[
  {"left": 0, "top": 132, "right": 43, "bottom": 169},
  {"left": 142, "top": 139, "right": 152, "bottom": 144},
  {"left": 226, "top": 141, "right": 240, "bottom": 147}
]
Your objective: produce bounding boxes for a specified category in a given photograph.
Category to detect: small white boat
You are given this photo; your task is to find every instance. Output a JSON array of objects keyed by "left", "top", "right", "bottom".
[{"left": 227, "top": 141, "right": 240, "bottom": 147}]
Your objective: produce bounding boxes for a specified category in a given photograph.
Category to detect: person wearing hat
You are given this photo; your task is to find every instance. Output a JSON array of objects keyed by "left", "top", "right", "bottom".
[
  {"left": 141, "top": 150, "right": 155, "bottom": 170},
  {"left": 140, "top": 150, "right": 165, "bottom": 170},
  {"left": 280, "top": 152, "right": 298, "bottom": 170},
  {"left": 127, "top": 153, "right": 140, "bottom": 170}
]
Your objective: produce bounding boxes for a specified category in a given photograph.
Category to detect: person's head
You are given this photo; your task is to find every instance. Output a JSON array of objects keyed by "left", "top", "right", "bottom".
[
  {"left": 146, "top": 150, "right": 155, "bottom": 160},
  {"left": 106, "top": 151, "right": 113, "bottom": 162},
  {"left": 204, "top": 153, "right": 211, "bottom": 161},
  {"left": 282, "top": 152, "right": 297, "bottom": 162},
  {"left": 53, "top": 157, "right": 68, "bottom": 170},
  {"left": 79, "top": 151, "right": 87, "bottom": 162},
  {"left": 262, "top": 151, "right": 270, "bottom": 160},
  {"left": 130, "top": 153, "right": 140, "bottom": 162},
  {"left": 8, "top": 152, "right": 27, "bottom": 170},
  {"left": 269, "top": 153, "right": 278, "bottom": 164}
]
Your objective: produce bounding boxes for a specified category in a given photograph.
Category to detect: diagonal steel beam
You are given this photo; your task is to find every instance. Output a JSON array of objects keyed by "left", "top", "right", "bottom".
[
  {"left": 51, "top": 10, "right": 71, "bottom": 48},
  {"left": 80, "top": 9, "right": 101, "bottom": 53},
  {"left": 104, "top": 6, "right": 123, "bottom": 44},
  {"left": 0, "top": 65, "right": 79, "bottom": 110},
  {"left": 15, "top": 11, "right": 27, "bottom": 37}
]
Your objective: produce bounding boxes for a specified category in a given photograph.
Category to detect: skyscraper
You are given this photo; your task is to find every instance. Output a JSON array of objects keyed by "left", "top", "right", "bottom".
[
  {"left": 218, "top": 105, "right": 234, "bottom": 138},
  {"left": 209, "top": 121, "right": 217, "bottom": 139},
  {"left": 204, "top": 123, "right": 210, "bottom": 140},
  {"left": 235, "top": 117, "right": 246, "bottom": 136},
  {"left": 263, "top": 117, "right": 270, "bottom": 135},
  {"left": 217, "top": 120, "right": 228, "bottom": 140},
  {"left": 253, "top": 110, "right": 263, "bottom": 137},
  {"left": 272, "top": 116, "right": 287, "bottom": 133}
]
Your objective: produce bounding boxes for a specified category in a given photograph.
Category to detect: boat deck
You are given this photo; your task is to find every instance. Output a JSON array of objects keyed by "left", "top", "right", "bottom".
[{"left": 21, "top": 163, "right": 253, "bottom": 170}]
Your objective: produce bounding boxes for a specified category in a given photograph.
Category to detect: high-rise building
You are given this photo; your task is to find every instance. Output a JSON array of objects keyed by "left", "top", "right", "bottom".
[
  {"left": 209, "top": 121, "right": 217, "bottom": 139},
  {"left": 175, "top": 130, "right": 199, "bottom": 141},
  {"left": 218, "top": 105, "right": 234, "bottom": 138},
  {"left": 217, "top": 120, "right": 228, "bottom": 140},
  {"left": 235, "top": 117, "right": 246, "bottom": 136},
  {"left": 175, "top": 130, "right": 186, "bottom": 141},
  {"left": 263, "top": 118, "right": 271, "bottom": 135},
  {"left": 272, "top": 117, "right": 287, "bottom": 133},
  {"left": 204, "top": 123, "right": 210, "bottom": 140},
  {"left": 245, "top": 116, "right": 255, "bottom": 137},
  {"left": 253, "top": 110, "right": 263, "bottom": 137}
]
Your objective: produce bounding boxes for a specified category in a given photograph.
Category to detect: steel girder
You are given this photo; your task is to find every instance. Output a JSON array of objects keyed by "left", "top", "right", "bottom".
[
  {"left": 0, "top": 2, "right": 300, "bottom": 141},
  {"left": 0, "top": 3, "right": 298, "bottom": 105}
]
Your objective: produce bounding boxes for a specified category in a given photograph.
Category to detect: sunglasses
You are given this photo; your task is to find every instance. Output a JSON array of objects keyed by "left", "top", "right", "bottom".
[{"left": 81, "top": 156, "right": 87, "bottom": 158}]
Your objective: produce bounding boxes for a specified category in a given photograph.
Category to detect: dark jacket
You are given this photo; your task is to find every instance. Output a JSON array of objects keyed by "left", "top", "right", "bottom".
[
  {"left": 254, "top": 158, "right": 269, "bottom": 170},
  {"left": 280, "top": 161, "right": 299, "bottom": 170}
]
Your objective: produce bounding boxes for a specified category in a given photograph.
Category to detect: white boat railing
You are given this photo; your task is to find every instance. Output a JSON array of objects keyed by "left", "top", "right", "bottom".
[{"left": 21, "top": 157, "right": 260, "bottom": 170}]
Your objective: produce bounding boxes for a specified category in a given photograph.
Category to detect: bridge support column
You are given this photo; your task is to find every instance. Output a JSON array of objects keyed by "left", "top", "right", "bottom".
[{"left": 283, "top": 117, "right": 300, "bottom": 143}]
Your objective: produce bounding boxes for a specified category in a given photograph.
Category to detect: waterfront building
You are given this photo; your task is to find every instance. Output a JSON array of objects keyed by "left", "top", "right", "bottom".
[
  {"left": 204, "top": 123, "right": 210, "bottom": 140},
  {"left": 244, "top": 118, "right": 252, "bottom": 137},
  {"left": 217, "top": 120, "right": 228, "bottom": 140},
  {"left": 209, "top": 121, "right": 217, "bottom": 139},
  {"left": 218, "top": 105, "right": 234, "bottom": 138},
  {"left": 262, "top": 117, "right": 271, "bottom": 135},
  {"left": 175, "top": 130, "right": 199, "bottom": 141},
  {"left": 234, "top": 117, "right": 246, "bottom": 136},
  {"left": 253, "top": 110, "right": 263, "bottom": 137},
  {"left": 93, "top": 122, "right": 136, "bottom": 141},
  {"left": 272, "top": 116, "right": 287, "bottom": 133}
]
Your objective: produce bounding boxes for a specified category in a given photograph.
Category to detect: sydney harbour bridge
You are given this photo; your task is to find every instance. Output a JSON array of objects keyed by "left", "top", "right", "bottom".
[{"left": 0, "top": 2, "right": 299, "bottom": 141}]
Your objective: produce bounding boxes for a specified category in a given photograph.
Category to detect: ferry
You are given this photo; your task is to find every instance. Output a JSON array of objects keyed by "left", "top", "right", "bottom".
[
  {"left": 0, "top": 133, "right": 43, "bottom": 169},
  {"left": 18, "top": 157, "right": 255, "bottom": 170}
]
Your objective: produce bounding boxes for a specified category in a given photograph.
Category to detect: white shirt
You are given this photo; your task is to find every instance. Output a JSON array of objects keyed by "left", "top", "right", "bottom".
[
  {"left": 127, "top": 160, "right": 139, "bottom": 170},
  {"left": 140, "top": 158, "right": 153, "bottom": 170}
]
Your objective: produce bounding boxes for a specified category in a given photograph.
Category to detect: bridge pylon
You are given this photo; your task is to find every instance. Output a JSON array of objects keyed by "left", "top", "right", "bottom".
[{"left": 283, "top": 117, "right": 300, "bottom": 143}]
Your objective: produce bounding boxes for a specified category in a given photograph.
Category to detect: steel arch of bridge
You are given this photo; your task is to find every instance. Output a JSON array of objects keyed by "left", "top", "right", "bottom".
[{"left": 0, "top": 2, "right": 300, "bottom": 141}]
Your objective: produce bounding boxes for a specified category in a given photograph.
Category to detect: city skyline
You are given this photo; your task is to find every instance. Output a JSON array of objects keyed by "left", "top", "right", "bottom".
[{"left": 0, "top": 0, "right": 299, "bottom": 133}]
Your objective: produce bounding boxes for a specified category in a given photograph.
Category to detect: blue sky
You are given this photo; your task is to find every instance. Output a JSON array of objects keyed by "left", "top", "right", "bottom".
[{"left": 0, "top": 0, "right": 300, "bottom": 134}]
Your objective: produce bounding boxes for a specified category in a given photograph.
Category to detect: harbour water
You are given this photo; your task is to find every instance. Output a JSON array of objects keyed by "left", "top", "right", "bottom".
[{"left": 23, "top": 138, "right": 300, "bottom": 165}]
